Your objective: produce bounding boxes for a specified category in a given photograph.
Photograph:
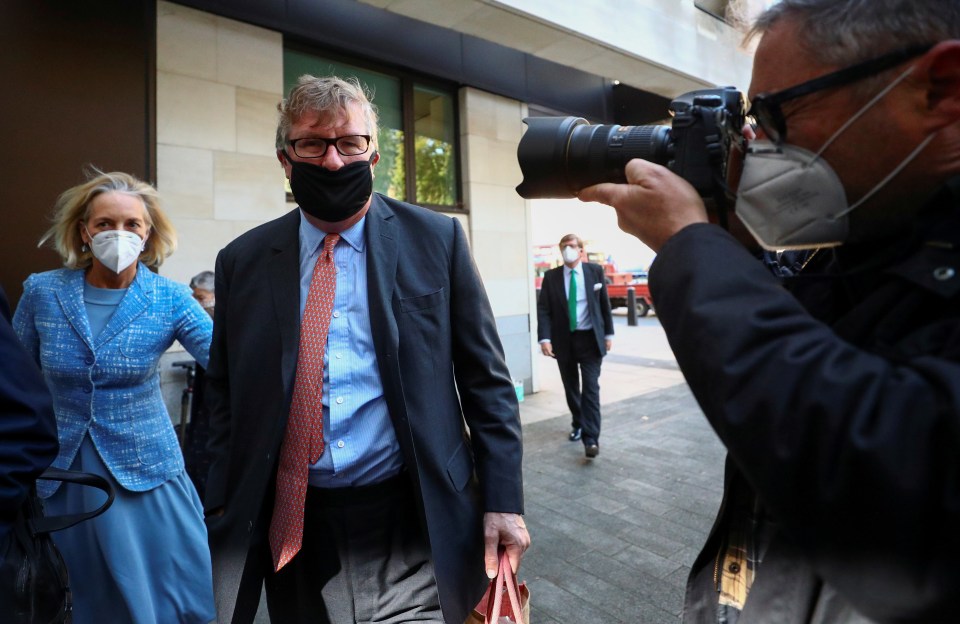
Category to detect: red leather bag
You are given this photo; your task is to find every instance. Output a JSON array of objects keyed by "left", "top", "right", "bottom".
[{"left": 466, "top": 550, "right": 530, "bottom": 624}]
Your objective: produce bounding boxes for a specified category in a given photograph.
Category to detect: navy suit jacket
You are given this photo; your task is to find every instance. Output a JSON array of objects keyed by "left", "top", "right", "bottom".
[
  {"left": 537, "top": 261, "right": 614, "bottom": 360},
  {"left": 0, "top": 287, "right": 57, "bottom": 541},
  {"left": 205, "top": 194, "right": 523, "bottom": 624}
]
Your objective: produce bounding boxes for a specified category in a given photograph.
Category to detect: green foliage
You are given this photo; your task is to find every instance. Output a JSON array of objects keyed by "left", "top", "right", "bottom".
[{"left": 415, "top": 135, "right": 456, "bottom": 206}]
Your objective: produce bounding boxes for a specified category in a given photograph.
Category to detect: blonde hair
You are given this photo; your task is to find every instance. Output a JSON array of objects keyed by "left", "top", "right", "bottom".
[
  {"left": 275, "top": 74, "right": 379, "bottom": 152},
  {"left": 40, "top": 169, "right": 177, "bottom": 269}
]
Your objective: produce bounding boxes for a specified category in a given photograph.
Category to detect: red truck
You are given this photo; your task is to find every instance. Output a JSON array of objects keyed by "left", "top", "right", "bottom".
[{"left": 602, "top": 265, "right": 654, "bottom": 317}]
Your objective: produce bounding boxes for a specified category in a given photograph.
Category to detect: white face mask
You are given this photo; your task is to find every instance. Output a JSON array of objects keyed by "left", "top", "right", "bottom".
[
  {"left": 87, "top": 228, "right": 145, "bottom": 274},
  {"left": 735, "top": 65, "right": 934, "bottom": 250},
  {"left": 561, "top": 246, "right": 580, "bottom": 264}
]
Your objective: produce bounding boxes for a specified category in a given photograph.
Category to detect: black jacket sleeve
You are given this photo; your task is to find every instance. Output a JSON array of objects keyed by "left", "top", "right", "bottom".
[
  {"left": 0, "top": 288, "right": 58, "bottom": 540},
  {"left": 650, "top": 223, "right": 960, "bottom": 621}
]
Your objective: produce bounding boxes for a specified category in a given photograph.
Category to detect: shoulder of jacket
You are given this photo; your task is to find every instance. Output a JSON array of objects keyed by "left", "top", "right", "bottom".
[
  {"left": 370, "top": 196, "right": 458, "bottom": 252},
  {"left": 224, "top": 209, "right": 299, "bottom": 252},
  {"left": 374, "top": 193, "right": 450, "bottom": 226},
  {"left": 26, "top": 267, "right": 75, "bottom": 289}
]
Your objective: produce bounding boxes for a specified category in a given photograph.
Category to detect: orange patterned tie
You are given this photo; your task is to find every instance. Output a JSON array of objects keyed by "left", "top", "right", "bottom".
[{"left": 269, "top": 233, "right": 340, "bottom": 571}]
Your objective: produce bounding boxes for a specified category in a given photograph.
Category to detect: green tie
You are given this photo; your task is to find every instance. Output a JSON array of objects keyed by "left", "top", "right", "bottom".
[{"left": 568, "top": 269, "right": 578, "bottom": 332}]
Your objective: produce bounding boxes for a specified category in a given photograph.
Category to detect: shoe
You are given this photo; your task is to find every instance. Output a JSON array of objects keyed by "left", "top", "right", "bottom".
[
  {"left": 585, "top": 443, "right": 599, "bottom": 458},
  {"left": 568, "top": 428, "right": 582, "bottom": 442}
]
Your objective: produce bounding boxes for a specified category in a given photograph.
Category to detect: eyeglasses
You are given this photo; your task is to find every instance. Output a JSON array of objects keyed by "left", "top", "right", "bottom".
[
  {"left": 747, "top": 43, "right": 933, "bottom": 144},
  {"left": 287, "top": 135, "right": 372, "bottom": 158}
]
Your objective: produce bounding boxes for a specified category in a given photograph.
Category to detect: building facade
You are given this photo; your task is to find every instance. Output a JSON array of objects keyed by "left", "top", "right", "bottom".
[{"left": 1, "top": 0, "right": 755, "bottom": 411}]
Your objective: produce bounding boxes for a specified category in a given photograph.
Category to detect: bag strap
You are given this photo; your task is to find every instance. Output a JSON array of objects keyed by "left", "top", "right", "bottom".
[
  {"left": 31, "top": 467, "right": 116, "bottom": 534},
  {"left": 485, "top": 550, "right": 524, "bottom": 624}
]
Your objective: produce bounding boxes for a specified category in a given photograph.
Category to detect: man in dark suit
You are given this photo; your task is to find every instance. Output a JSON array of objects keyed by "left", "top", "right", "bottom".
[
  {"left": 0, "top": 286, "right": 58, "bottom": 543},
  {"left": 537, "top": 234, "right": 614, "bottom": 458},
  {"left": 204, "top": 75, "right": 529, "bottom": 624}
]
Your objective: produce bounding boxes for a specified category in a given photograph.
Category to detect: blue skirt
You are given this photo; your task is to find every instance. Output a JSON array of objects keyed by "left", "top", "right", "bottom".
[{"left": 45, "top": 435, "right": 216, "bottom": 624}]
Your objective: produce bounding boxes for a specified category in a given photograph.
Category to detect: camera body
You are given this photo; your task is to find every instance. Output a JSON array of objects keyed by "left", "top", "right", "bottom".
[{"left": 515, "top": 86, "right": 746, "bottom": 201}]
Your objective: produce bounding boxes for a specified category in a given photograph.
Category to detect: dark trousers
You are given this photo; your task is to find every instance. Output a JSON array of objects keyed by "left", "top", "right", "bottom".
[
  {"left": 263, "top": 474, "right": 442, "bottom": 624},
  {"left": 557, "top": 330, "right": 603, "bottom": 445}
]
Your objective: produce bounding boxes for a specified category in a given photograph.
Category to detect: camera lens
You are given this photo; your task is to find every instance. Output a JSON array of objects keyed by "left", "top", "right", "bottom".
[{"left": 516, "top": 117, "right": 672, "bottom": 199}]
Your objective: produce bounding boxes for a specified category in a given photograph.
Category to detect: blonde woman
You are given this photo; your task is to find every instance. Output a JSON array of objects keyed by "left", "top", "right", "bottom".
[{"left": 12, "top": 170, "right": 215, "bottom": 623}]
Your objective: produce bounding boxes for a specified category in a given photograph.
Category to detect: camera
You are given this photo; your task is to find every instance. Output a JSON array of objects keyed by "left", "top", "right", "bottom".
[{"left": 515, "top": 87, "right": 746, "bottom": 203}]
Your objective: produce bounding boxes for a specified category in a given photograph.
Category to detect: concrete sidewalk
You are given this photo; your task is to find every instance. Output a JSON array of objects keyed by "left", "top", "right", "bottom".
[{"left": 518, "top": 313, "right": 726, "bottom": 623}]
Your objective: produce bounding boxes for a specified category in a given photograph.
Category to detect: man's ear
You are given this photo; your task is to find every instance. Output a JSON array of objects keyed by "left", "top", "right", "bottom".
[
  {"left": 277, "top": 150, "right": 292, "bottom": 180},
  {"left": 921, "top": 40, "right": 960, "bottom": 129}
]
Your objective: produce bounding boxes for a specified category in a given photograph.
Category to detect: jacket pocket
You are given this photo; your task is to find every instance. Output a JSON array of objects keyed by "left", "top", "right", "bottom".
[{"left": 399, "top": 288, "right": 445, "bottom": 313}]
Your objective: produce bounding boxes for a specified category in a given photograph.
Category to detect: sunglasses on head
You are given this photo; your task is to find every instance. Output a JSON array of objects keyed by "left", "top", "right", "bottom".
[{"left": 747, "top": 43, "right": 934, "bottom": 144}]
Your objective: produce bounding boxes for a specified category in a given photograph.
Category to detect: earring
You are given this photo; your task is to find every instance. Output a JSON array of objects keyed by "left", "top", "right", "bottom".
[{"left": 82, "top": 243, "right": 88, "bottom": 252}]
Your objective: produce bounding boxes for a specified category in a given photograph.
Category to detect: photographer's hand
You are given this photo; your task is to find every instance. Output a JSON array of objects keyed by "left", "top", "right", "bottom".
[{"left": 578, "top": 159, "right": 707, "bottom": 252}]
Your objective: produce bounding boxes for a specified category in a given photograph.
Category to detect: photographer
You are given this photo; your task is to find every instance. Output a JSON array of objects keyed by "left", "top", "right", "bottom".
[{"left": 578, "top": 1, "right": 960, "bottom": 622}]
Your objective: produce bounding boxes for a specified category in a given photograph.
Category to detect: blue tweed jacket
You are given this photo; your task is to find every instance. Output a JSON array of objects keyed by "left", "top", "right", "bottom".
[{"left": 13, "top": 264, "right": 212, "bottom": 498}]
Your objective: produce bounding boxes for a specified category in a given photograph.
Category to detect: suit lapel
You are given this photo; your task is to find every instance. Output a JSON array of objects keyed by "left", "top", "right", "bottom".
[
  {"left": 93, "top": 264, "right": 152, "bottom": 350},
  {"left": 56, "top": 270, "right": 95, "bottom": 351},
  {"left": 268, "top": 210, "right": 303, "bottom": 402},
  {"left": 585, "top": 264, "right": 598, "bottom": 311},
  {"left": 557, "top": 267, "right": 572, "bottom": 325},
  {"left": 365, "top": 196, "right": 399, "bottom": 359}
]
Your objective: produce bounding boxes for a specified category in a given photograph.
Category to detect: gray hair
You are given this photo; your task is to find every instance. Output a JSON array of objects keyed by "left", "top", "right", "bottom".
[
  {"left": 749, "top": 1, "right": 959, "bottom": 67},
  {"left": 275, "top": 74, "right": 379, "bottom": 152},
  {"left": 189, "top": 270, "right": 215, "bottom": 292}
]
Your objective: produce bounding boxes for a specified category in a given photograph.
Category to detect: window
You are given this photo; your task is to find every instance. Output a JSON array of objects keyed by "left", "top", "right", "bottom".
[{"left": 283, "top": 48, "right": 462, "bottom": 211}]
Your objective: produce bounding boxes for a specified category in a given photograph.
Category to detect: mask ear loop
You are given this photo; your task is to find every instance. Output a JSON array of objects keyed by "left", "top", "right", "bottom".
[
  {"left": 812, "top": 65, "right": 916, "bottom": 162},
  {"left": 837, "top": 131, "right": 936, "bottom": 217},
  {"left": 803, "top": 63, "right": 934, "bottom": 219}
]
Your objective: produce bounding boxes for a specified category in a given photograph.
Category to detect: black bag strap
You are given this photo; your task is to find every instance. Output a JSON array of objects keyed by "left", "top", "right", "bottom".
[{"left": 31, "top": 467, "right": 116, "bottom": 534}]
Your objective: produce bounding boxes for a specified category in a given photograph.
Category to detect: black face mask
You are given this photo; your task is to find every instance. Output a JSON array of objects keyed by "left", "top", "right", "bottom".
[{"left": 285, "top": 152, "right": 375, "bottom": 222}]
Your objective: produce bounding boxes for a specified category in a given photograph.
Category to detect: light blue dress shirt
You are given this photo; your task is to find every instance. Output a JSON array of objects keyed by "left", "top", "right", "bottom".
[{"left": 298, "top": 211, "right": 403, "bottom": 487}]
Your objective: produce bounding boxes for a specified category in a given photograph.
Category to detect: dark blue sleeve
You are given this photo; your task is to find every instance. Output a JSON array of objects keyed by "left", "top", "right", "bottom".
[{"left": 0, "top": 287, "right": 58, "bottom": 540}]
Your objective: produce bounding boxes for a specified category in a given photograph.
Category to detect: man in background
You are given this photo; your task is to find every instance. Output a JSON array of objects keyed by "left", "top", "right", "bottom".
[
  {"left": 182, "top": 270, "right": 216, "bottom": 500},
  {"left": 537, "top": 233, "right": 614, "bottom": 458},
  {"left": 190, "top": 270, "right": 215, "bottom": 317}
]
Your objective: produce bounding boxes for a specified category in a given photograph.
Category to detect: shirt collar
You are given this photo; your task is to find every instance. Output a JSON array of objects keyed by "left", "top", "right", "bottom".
[
  {"left": 298, "top": 210, "right": 367, "bottom": 255},
  {"left": 564, "top": 262, "right": 583, "bottom": 277}
]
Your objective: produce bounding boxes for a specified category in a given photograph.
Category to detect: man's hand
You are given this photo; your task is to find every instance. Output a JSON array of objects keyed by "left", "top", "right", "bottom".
[
  {"left": 578, "top": 159, "right": 707, "bottom": 253},
  {"left": 540, "top": 342, "right": 554, "bottom": 358},
  {"left": 483, "top": 512, "right": 530, "bottom": 578},
  {"left": 605, "top": 339, "right": 612, "bottom": 352}
]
